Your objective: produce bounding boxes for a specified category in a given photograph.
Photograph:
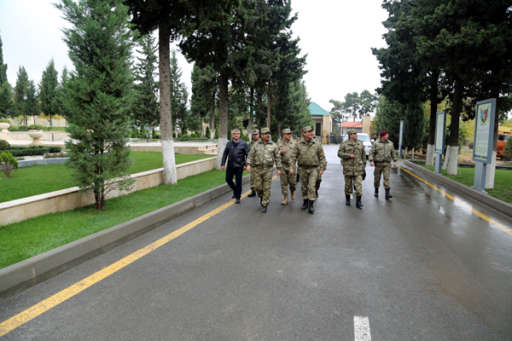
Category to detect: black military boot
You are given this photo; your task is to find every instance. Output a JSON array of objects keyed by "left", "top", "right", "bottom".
[
  {"left": 301, "top": 199, "right": 309, "bottom": 210},
  {"left": 248, "top": 189, "right": 256, "bottom": 197},
  {"left": 385, "top": 188, "right": 392, "bottom": 200},
  {"left": 345, "top": 194, "right": 351, "bottom": 206},
  {"left": 261, "top": 205, "right": 267, "bottom": 213},
  {"left": 374, "top": 188, "right": 379, "bottom": 198},
  {"left": 308, "top": 200, "right": 315, "bottom": 214},
  {"left": 356, "top": 196, "right": 363, "bottom": 209}
]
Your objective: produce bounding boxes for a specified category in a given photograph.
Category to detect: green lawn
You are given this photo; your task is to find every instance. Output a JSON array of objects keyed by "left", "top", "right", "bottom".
[
  {"left": 422, "top": 165, "right": 512, "bottom": 204},
  {"left": 0, "top": 152, "right": 213, "bottom": 203},
  {"left": 0, "top": 170, "right": 228, "bottom": 269}
]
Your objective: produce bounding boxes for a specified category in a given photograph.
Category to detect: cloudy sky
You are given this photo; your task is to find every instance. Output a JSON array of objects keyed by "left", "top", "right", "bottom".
[{"left": 0, "top": 0, "right": 388, "bottom": 112}]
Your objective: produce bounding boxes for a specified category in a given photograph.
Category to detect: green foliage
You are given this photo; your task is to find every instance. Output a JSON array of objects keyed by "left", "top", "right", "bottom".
[
  {"left": 170, "top": 49, "right": 189, "bottom": 134},
  {"left": 39, "top": 60, "right": 59, "bottom": 126},
  {"left": 504, "top": 138, "right": 512, "bottom": 161},
  {"left": 132, "top": 34, "right": 159, "bottom": 130},
  {"left": 14, "top": 66, "right": 29, "bottom": 125},
  {"left": 0, "top": 139, "right": 9, "bottom": 150},
  {"left": 330, "top": 90, "right": 378, "bottom": 123},
  {"left": 6, "top": 146, "right": 61, "bottom": 157},
  {"left": 57, "top": 0, "right": 135, "bottom": 210},
  {"left": 0, "top": 151, "right": 17, "bottom": 178}
]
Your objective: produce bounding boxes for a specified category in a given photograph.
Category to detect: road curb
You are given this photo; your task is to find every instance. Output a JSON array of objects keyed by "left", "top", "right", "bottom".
[
  {"left": 401, "top": 160, "right": 512, "bottom": 219},
  {"left": 0, "top": 175, "right": 249, "bottom": 296}
]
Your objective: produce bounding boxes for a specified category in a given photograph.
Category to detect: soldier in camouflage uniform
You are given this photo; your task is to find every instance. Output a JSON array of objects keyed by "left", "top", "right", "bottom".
[
  {"left": 338, "top": 129, "right": 366, "bottom": 209},
  {"left": 277, "top": 128, "right": 296, "bottom": 205},
  {"left": 369, "top": 130, "right": 397, "bottom": 200},
  {"left": 247, "top": 127, "right": 281, "bottom": 213},
  {"left": 290, "top": 126, "right": 326, "bottom": 214},
  {"left": 248, "top": 129, "right": 260, "bottom": 197}
]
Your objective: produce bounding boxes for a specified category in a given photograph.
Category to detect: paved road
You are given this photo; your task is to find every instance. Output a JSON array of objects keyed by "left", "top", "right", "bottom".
[{"left": 1, "top": 145, "right": 511, "bottom": 340}]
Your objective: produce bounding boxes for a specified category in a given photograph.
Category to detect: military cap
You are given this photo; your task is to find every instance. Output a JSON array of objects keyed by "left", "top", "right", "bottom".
[
  {"left": 282, "top": 128, "right": 292, "bottom": 134},
  {"left": 261, "top": 127, "right": 271, "bottom": 134},
  {"left": 302, "top": 125, "right": 313, "bottom": 132},
  {"left": 251, "top": 129, "right": 260, "bottom": 135},
  {"left": 347, "top": 129, "right": 357, "bottom": 135}
]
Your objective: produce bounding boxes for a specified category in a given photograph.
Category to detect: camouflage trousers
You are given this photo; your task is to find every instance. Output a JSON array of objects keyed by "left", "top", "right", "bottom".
[
  {"left": 344, "top": 174, "right": 363, "bottom": 196},
  {"left": 374, "top": 162, "right": 391, "bottom": 189},
  {"left": 250, "top": 171, "right": 255, "bottom": 190},
  {"left": 280, "top": 166, "right": 296, "bottom": 198},
  {"left": 253, "top": 167, "right": 274, "bottom": 206},
  {"left": 299, "top": 166, "right": 319, "bottom": 200}
]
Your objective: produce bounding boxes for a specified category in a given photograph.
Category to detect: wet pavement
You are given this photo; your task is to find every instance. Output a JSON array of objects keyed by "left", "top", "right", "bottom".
[{"left": 1, "top": 145, "right": 511, "bottom": 340}]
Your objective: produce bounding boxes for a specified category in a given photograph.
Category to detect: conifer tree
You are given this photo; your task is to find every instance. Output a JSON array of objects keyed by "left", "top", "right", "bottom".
[
  {"left": 57, "top": 0, "right": 134, "bottom": 210},
  {"left": 14, "top": 67, "right": 29, "bottom": 125},
  {"left": 0, "top": 34, "right": 12, "bottom": 118},
  {"left": 39, "top": 60, "right": 59, "bottom": 126}
]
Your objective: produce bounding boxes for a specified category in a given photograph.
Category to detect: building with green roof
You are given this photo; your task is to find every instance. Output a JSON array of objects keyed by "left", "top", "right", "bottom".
[{"left": 308, "top": 102, "right": 332, "bottom": 144}]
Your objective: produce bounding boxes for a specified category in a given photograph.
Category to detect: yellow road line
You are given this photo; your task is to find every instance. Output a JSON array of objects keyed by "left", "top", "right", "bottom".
[
  {"left": 400, "top": 167, "right": 512, "bottom": 236},
  {"left": 0, "top": 189, "right": 252, "bottom": 337}
]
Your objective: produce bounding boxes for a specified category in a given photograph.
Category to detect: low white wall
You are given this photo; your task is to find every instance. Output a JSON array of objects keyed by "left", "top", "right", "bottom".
[{"left": 0, "top": 157, "right": 217, "bottom": 226}]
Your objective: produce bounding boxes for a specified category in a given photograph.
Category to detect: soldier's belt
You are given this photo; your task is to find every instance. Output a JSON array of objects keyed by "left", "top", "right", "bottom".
[
  {"left": 298, "top": 164, "right": 318, "bottom": 168},
  {"left": 374, "top": 160, "right": 391, "bottom": 164},
  {"left": 254, "top": 165, "right": 274, "bottom": 169}
]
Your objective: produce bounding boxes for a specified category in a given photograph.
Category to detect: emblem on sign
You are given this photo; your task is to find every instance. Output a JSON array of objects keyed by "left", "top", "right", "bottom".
[{"left": 480, "top": 108, "right": 488, "bottom": 124}]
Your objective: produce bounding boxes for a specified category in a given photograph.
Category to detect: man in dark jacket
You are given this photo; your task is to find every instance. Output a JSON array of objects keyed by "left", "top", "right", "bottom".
[{"left": 221, "top": 129, "right": 249, "bottom": 204}]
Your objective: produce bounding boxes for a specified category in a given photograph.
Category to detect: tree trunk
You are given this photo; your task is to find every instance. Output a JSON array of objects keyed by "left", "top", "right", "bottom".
[
  {"left": 216, "top": 72, "right": 229, "bottom": 169},
  {"left": 426, "top": 71, "right": 439, "bottom": 166},
  {"left": 158, "top": 21, "right": 177, "bottom": 185},
  {"left": 209, "top": 110, "right": 216, "bottom": 139},
  {"left": 266, "top": 83, "right": 271, "bottom": 128},
  {"left": 248, "top": 87, "right": 254, "bottom": 139},
  {"left": 446, "top": 78, "right": 462, "bottom": 175}
]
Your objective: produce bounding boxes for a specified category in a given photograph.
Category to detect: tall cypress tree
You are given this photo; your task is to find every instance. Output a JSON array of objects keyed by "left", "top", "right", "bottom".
[
  {"left": 39, "top": 60, "right": 59, "bottom": 127},
  {"left": 0, "top": 34, "right": 12, "bottom": 118},
  {"left": 57, "top": 0, "right": 134, "bottom": 210},
  {"left": 14, "top": 66, "right": 29, "bottom": 125},
  {"left": 132, "top": 34, "right": 159, "bottom": 135},
  {"left": 26, "top": 80, "right": 39, "bottom": 125}
]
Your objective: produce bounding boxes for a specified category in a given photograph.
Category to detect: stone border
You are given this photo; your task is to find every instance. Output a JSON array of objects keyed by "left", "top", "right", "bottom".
[
  {"left": 402, "top": 160, "right": 512, "bottom": 218},
  {"left": 0, "top": 157, "right": 217, "bottom": 226},
  {"left": 0, "top": 176, "right": 249, "bottom": 296}
]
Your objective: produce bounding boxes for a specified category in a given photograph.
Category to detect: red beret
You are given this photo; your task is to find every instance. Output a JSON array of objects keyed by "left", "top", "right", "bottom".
[{"left": 379, "top": 130, "right": 388, "bottom": 137}]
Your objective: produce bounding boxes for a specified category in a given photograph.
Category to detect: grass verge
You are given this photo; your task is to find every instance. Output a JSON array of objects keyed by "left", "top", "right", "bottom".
[
  {"left": 0, "top": 152, "right": 213, "bottom": 203},
  {"left": 0, "top": 169, "right": 227, "bottom": 269},
  {"left": 421, "top": 164, "right": 512, "bottom": 204}
]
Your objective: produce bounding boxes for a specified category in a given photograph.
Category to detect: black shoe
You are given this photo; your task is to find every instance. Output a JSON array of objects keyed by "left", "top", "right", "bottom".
[
  {"left": 248, "top": 190, "right": 256, "bottom": 197},
  {"left": 301, "top": 199, "right": 309, "bottom": 210},
  {"left": 308, "top": 200, "right": 315, "bottom": 214},
  {"left": 374, "top": 189, "right": 378, "bottom": 198},
  {"left": 232, "top": 194, "right": 236, "bottom": 199},
  {"left": 385, "top": 188, "right": 392, "bottom": 200},
  {"left": 261, "top": 205, "right": 267, "bottom": 213},
  {"left": 235, "top": 199, "right": 240, "bottom": 204},
  {"left": 345, "top": 194, "right": 351, "bottom": 206},
  {"left": 356, "top": 196, "right": 363, "bottom": 209}
]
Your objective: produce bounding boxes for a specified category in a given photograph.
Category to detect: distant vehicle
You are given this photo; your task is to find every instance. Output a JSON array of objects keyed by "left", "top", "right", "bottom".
[
  {"left": 497, "top": 127, "right": 511, "bottom": 159},
  {"left": 342, "top": 132, "right": 372, "bottom": 158}
]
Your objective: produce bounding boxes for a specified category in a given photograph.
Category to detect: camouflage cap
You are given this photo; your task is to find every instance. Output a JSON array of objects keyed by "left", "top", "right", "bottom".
[
  {"left": 302, "top": 125, "right": 313, "bottom": 132},
  {"left": 282, "top": 128, "right": 292, "bottom": 134},
  {"left": 251, "top": 129, "right": 260, "bottom": 135},
  {"left": 347, "top": 129, "right": 357, "bottom": 135},
  {"left": 261, "top": 127, "right": 271, "bottom": 134}
]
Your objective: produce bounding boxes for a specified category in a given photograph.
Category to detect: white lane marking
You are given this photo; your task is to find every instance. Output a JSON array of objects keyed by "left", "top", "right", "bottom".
[{"left": 354, "top": 316, "right": 371, "bottom": 341}]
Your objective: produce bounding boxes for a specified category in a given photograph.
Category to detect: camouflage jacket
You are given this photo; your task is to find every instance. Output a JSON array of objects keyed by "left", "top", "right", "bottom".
[
  {"left": 248, "top": 140, "right": 282, "bottom": 169},
  {"left": 338, "top": 140, "right": 366, "bottom": 175},
  {"left": 290, "top": 138, "right": 327, "bottom": 170},
  {"left": 369, "top": 139, "right": 396, "bottom": 163},
  {"left": 277, "top": 138, "right": 296, "bottom": 168}
]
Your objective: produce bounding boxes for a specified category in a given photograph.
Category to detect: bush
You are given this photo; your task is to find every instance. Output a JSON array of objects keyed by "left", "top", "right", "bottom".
[
  {"left": 0, "top": 139, "right": 10, "bottom": 150},
  {"left": 8, "top": 124, "right": 46, "bottom": 131},
  {"left": 504, "top": 138, "right": 512, "bottom": 161},
  {"left": 0, "top": 119, "right": 10, "bottom": 123},
  {"left": 6, "top": 146, "right": 61, "bottom": 157},
  {"left": 0, "top": 152, "right": 18, "bottom": 177},
  {"left": 240, "top": 134, "right": 249, "bottom": 142}
]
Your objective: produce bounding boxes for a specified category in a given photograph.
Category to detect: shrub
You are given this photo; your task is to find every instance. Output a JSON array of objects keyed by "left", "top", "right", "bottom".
[
  {"left": 504, "top": 138, "right": 512, "bottom": 161},
  {"left": 0, "top": 139, "right": 10, "bottom": 150},
  {"left": 0, "top": 119, "right": 10, "bottom": 123},
  {"left": 6, "top": 146, "right": 61, "bottom": 157},
  {"left": 0, "top": 152, "right": 18, "bottom": 177}
]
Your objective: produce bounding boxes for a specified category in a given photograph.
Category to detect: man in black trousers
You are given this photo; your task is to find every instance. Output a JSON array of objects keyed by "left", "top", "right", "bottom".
[{"left": 221, "top": 129, "right": 249, "bottom": 204}]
